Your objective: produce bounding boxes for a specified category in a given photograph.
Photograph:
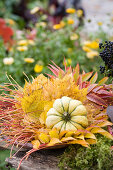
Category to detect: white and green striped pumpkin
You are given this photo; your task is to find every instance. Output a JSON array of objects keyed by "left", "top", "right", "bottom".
[{"left": 46, "top": 96, "right": 88, "bottom": 131}]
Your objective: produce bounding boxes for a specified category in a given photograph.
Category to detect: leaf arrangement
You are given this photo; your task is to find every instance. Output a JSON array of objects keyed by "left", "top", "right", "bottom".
[{"left": 0, "top": 61, "right": 113, "bottom": 169}]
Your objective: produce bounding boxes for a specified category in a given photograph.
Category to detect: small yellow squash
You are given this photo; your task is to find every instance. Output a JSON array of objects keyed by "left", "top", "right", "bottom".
[{"left": 46, "top": 96, "right": 88, "bottom": 131}]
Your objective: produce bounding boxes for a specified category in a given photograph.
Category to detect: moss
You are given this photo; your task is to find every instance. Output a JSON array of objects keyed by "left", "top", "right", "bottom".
[{"left": 58, "top": 136, "right": 113, "bottom": 170}]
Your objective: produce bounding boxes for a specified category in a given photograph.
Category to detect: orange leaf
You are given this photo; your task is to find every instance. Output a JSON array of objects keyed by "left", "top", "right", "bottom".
[
  {"left": 31, "top": 140, "right": 40, "bottom": 149},
  {"left": 86, "top": 139, "right": 97, "bottom": 144},
  {"left": 69, "top": 139, "right": 89, "bottom": 147},
  {"left": 59, "top": 130, "right": 67, "bottom": 139},
  {"left": 95, "top": 113, "right": 108, "bottom": 120},
  {"left": 91, "top": 127, "right": 113, "bottom": 140},
  {"left": 61, "top": 137, "right": 75, "bottom": 142},
  {"left": 98, "top": 77, "right": 108, "bottom": 85},
  {"left": 82, "top": 72, "right": 93, "bottom": 82},
  {"left": 90, "top": 72, "right": 98, "bottom": 84},
  {"left": 84, "top": 132, "right": 96, "bottom": 139},
  {"left": 96, "top": 121, "right": 113, "bottom": 127},
  {"left": 47, "top": 138, "right": 62, "bottom": 146},
  {"left": 76, "top": 134, "right": 84, "bottom": 140}
]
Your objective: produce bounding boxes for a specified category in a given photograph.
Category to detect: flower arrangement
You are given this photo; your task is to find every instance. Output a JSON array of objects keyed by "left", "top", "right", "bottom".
[{"left": 0, "top": 60, "right": 113, "bottom": 169}]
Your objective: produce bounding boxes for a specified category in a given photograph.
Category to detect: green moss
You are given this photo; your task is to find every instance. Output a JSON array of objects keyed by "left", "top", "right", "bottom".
[{"left": 58, "top": 136, "right": 113, "bottom": 170}]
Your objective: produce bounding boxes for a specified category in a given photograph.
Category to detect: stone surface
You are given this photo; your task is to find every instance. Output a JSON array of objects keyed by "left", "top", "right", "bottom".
[{"left": 5, "top": 148, "right": 65, "bottom": 170}]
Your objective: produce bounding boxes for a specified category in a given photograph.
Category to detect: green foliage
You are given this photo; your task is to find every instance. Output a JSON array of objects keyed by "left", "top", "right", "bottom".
[
  {"left": 58, "top": 136, "right": 113, "bottom": 170},
  {"left": 0, "top": 149, "right": 15, "bottom": 170}
]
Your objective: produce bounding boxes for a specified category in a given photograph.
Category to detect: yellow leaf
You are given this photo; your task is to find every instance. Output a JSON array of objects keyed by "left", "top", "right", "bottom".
[
  {"left": 47, "top": 138, "right": 62, "bottom": 146},
  {"left": 31, "top": 140, "right": 40, "bottom": 149},
  {"left": 86, "top": 139, "right": 97, "bottom": 144},
  {"left": 84, "top": 132, "right": 96, "bottom": 139},
  {"left": 98, "top": 77, "right": 108, "bottom": 85},
  {"left": 49, "top": 129, "right": 59, "bottom": 139},
  {"left": 76, "top": 134, "right": 84, "bottom": 140},
  {"left": 73, "top": 64, "right": 79, "bottom": 83},
  {"left": 65, "top": 131, "right": 75, "bottom": 137},
  {"left": 38, "top": 133, "right": 50, "bottom": 144},
  {"left": 91, "top": 127, "right": 113, "bottom": 140},
  {"left": 90, "top": 72, "right": 98, "bottom": 84},
  {"left": 59, "top": 130, "right": 67, "bottom": 139},
  {"left": 82, "top": 72, "right": 93, "bottom": 82},
  {"left": 61, "top": 137, "right": 75, "bottom": 142}
]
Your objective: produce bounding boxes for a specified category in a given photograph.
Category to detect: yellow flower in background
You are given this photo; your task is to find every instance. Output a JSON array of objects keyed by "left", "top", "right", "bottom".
[
  {"left": 36, "top": 22, "right": 47, "bottom": 28},
  {"left": 83, "top": 40, "right": 99, "bottom": 49},
  {"left": 97, "top": 22, "right": 103, "bottom": 26},
  {"left": 77, "top": 9, "right": 83, "bottom": 17},
  {"left": 17, "top": 40, "right": 28, "bottom": 46},
  {"left": 30, "top": 7, "right": 40, "bottom": 14},
  {"left": 17, "top": 46, "right": 28, "bottom": 51},
  {"left": 86, "top": 51, "right": 99, "bottom": 59},
  {"left": 6, "top": 19, "right": 15, "bottom": 25},
  {"left": 28, "top": 40, "right": 35, "bottom": 45},
  {"left": 67, "top": 18, "right": 74, "bottom": 24},
  {"left": 24, "top": 58, "right": 35, "bottom": 63},
  {"left": 3, "top": 57, "right": 14, "bottom": 65},
  {"left": 34, "top": 64, "right": 43, "bottom": 73},
  {"left": 63, "top": 58, "right": 72, "bottom": 66},
  {"left": 82, "top": 46, "right": 91, "bottom": 52},
  {"left": 17, "top": 39, "right": 35, "bottom": 46},
  {"left": 70, "top": 33, "right": 78, "bottom": 40},
  {"left": 53, "top": 21, "right": 65, "bottom": 30},
  {"left": 53, "top": 24, "right": 62, "bottom": 30},
  {"left": 67, "top": 48, "right": 73, "bottom": 53},
  {"left": 60, "top": 21, "right": 65, "bottom": 27},
  {"left": 66, "top": 8, "right": 76, "bottom": 14}
]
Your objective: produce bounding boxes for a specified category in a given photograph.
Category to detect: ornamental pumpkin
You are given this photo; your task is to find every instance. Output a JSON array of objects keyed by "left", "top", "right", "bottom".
[{"left": 46, "top": 96, "right": 88, "bottom": 131}]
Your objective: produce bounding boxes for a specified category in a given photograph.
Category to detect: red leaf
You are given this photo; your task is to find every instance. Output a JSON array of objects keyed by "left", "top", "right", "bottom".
[{"left": 87, "top": 93, "right": 108, "bottom": 107}]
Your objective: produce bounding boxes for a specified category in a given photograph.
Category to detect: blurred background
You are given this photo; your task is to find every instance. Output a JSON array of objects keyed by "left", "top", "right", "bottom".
[{"left": 0, "top": 0, "right": 113, "bottom": 169}]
